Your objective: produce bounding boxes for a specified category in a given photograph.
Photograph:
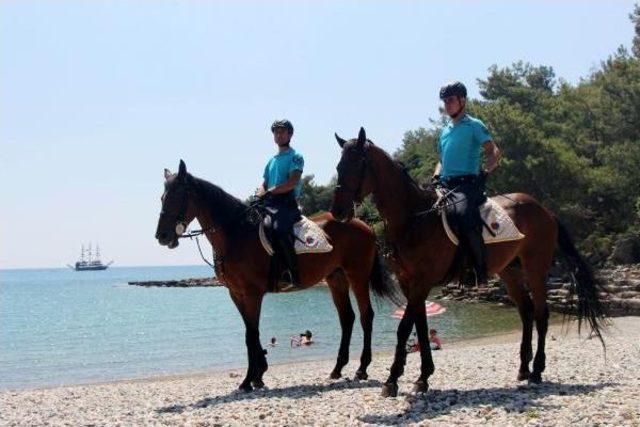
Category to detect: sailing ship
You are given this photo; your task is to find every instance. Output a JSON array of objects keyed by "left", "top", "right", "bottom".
[{"left": 68, "top": 243, "right": 113, "bottom": 271}]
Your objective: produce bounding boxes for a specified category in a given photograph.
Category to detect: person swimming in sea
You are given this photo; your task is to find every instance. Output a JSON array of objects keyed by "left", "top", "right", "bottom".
[{"left": 291, "top": 330, "right": 314, "bottom": 347}]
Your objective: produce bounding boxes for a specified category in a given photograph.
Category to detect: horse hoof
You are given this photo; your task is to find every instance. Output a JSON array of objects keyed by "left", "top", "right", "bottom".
[
  {"left": 413, "top": 379, "right": 429, "bottom": 393},
  {"left": 381, "top": 383, "right": 398, "bottom": 398},
  {"left": 251, "top": 379, "right": 265, "bottom": 389},
  {"left": 329, "top": 370, "right": 342, "bottom": 380},
  {"left": 355, "top": 370, "right": 368, "bottom": 381},
  {"left": 517, "top": 371, "right": 530, "bottom": 381},
  {"left": 528, "top": 373, "right": 542, "bottom": 384},
  {"left": 239, "top": 382, "right": 253, "bottom": 392}
]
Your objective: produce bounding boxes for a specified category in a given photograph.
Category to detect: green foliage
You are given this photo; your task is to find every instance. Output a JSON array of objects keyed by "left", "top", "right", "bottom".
[
  {"left": 631, "top": 3, "right": 640, "bottom": 57},
  {"left": 298, "top": 175, "right": 335, "bottom": 215}
]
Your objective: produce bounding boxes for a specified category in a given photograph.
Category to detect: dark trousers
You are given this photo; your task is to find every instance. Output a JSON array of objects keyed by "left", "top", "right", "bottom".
[
  {"left": 441, "top": 179, "right": 485, "bottom": 234},
  {"left": 442, "top": 175, "right": 488, "bottom": 284},
  {"left": 262, "top": 193, "right": 302, "bottom": 283},
  {"left": 263, "top": 193, "right": 302, "bottom": 241}
]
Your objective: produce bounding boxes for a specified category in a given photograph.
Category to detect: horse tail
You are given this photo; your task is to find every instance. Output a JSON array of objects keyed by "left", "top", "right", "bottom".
[
  {"left": 555, "top": 218, "right": 607, "bottom": 347},
  {"left": 369, "top": 248, "right": 404, "bottom": 307}
]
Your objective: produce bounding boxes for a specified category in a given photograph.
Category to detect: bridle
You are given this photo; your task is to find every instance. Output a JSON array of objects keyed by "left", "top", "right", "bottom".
[
  {"left": 160, "top": 178, "right": 217, "bottom": 268},
  {"left": 336, "top": 146, "right": 369, "bottom": 212}
]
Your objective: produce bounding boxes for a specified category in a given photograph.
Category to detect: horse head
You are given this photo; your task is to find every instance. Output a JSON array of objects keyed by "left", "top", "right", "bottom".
[
  {"left": 155, "top": 159, "right": 199, "bottom": 249},
  {"left": 331, "top": 127, "right": 377, "bottom": 222}
]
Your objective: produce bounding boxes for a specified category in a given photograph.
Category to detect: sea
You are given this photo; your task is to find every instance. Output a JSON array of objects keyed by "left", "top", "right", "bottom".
[{"left": 0, "top": 266, "right": 524, "bottom": 390}]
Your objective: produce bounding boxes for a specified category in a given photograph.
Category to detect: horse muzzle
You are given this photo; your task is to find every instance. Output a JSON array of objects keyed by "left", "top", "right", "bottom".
[{"left": 156, "top": 230, "right": 179, "bottom": 249}]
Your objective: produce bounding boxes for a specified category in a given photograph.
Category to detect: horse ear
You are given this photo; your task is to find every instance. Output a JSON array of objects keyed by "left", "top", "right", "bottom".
[
  {"left": 356, "top": 127, "right": 367, "bottom": 148},
  {"left": 178, "top": 160, "right": 187, "bottom": 179},
  {"left": 164, "top": 168, "right": 172, "bottom": 180},
  {"left": 335, "top": 133, "right": 347, "bottom": 148}
]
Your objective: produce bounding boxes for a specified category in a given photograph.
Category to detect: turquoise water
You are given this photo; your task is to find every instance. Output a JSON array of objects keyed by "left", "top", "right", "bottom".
[{"left": 0, "top": 266, "right": 522, "bottom": 390}]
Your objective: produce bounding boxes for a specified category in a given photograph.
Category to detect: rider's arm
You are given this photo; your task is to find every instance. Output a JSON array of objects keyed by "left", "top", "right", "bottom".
[
  {"left": 267, "top": 170, "right": 302, "bottom": 195},
  {"left": 483, "top": 140, "right": 501, "bottom": 173},
  {"left": 255, "top": 180, "right": 269, "bottom": 197},
  {"left": 433, "top": 162, "right": 442, "bottom": 177}
]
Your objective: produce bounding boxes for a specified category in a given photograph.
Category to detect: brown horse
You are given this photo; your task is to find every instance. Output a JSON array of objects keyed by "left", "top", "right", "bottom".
[
  {"left": 331, "top": 128, "right": 606, "bottom": 397},
  {"left": 155, "top": 160, "right": 399, "bottom": 391}
]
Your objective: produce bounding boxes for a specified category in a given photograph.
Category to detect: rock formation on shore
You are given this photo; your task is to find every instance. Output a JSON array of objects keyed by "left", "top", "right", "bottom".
[
  {"left": 128, "top": 277, "right": 224, "bottom": 287},
  {"left": 439, "top": 265, "right": 640, "bottom": 316}
]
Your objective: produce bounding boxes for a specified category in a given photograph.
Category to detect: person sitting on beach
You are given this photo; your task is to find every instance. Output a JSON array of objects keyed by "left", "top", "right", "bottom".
[
  {"left": 429, "top": 329, "right": 442, "bottom": 350},
  {"left": 268, "top": 337, "right": 277, "bottom": 347}
]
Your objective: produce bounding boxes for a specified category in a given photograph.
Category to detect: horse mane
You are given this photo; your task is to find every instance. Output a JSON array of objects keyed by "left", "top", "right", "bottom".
[
  {"left": 191, "top": 175, "right": 256, "bottom": 235},
  {"left": 367, "top": 140, "right": 436, "bottom": 206}
]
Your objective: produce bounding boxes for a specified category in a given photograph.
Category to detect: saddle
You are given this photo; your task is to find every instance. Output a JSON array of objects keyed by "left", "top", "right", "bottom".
[
  {"left": 437, "top": 192, "right": 525, "bottom": 245},
  {"left": 258, "top": 216, "right": 333, "bottom": 256}
]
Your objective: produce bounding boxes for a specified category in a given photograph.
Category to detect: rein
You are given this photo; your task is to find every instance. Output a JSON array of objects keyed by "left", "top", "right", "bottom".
[
  {"left": 176, "top": 195, "right": 264, "bottom": 271},
  {"left": 178, "top": 226, "right": 218, "bottom": 269}
]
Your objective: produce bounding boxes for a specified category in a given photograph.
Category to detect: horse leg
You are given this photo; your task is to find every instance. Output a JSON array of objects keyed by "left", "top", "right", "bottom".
[
  {"left": 529, "top": 277, "right": 550, "bottom": 384},
  {"left": 412, "top": 299, "right": 435, "bottom": 393},
  {"left": 382, "top": 303, "right": 415, "bottom": 398},
  {"left": 229, "top": 290, "right": 267, "bottom": 391},
  {"left": 326, "top": 271, "right": 355, "bottom": 379},
  {"left": 348, "top": 270, "right": 375, "bottom": 381},
  {"left": 522, "top": 255, "right": 552, "bottom": 384},
  {"left": 499, "top": 268, "right": 534, "bottom": 381}
]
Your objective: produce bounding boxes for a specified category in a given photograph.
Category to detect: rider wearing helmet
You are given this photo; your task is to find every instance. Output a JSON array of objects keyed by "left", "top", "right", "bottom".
[
  {"left": 433, "top": 81, "right": 501, "bottom": 286},
  {"left": 257, "top": 119, "right": 304, "bottom": 290}
]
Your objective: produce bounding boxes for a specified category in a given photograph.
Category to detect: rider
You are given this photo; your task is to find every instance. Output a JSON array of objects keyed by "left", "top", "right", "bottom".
[
  {"left": 432, "top": 81, "right": 501, "bottom": 286},
  {"left": 257, "top": 119, "right": 305, "bottom": 290}
]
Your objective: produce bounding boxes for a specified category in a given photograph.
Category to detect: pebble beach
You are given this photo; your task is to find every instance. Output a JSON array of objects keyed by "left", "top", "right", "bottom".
[{"left": 2, "top": 317, "right": 638, "bottom": 426}]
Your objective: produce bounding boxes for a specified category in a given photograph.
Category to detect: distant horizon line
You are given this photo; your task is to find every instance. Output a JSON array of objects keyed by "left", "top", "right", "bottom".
[{"left": 0, "top": 264, "right": 212, "bottom": 272}]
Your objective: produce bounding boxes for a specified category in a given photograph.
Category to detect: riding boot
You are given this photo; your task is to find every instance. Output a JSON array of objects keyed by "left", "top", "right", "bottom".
[
  {"left": 278, "top": 234, "right": 302, "bottom": 291},
  {"left": 466, "top": 228, "right": 488, "bottom": 287}
]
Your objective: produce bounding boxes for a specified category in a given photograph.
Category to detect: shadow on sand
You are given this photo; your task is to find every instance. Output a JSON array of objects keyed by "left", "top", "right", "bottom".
[
  {"left": 156, "top": 378, "right": 384, "bottom": 414},
  {"left": 156, "top": 378, "right": 616, "bottom": 422},
  {"left": 358, "top": 381, "right": 618, "bottom": 424}
]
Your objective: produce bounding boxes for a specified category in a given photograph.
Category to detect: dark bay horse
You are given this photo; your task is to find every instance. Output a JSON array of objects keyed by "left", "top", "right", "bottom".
[
  {"left": 155, "top": 160, "right": 399, "bottom": 391},
  {"left": 331, "top": 128, "right": 606, "bottom": 397}
]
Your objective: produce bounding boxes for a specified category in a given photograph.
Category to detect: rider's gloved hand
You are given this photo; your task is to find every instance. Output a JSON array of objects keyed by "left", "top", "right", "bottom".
[
  {"left": 255, "top": 187, "right": 271, "bottom": 199},
  {"left": 258, "top": 190, "right": 272, "bottom": 200}
]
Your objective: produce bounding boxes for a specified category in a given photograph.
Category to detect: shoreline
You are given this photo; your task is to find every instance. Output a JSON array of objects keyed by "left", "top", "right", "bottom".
[
  {"left": 2, "top": 317, "right": 637, "bottom": 425},
  {"left": 0, "top": 315, "right": 595, "bottom": 393},
  {"left": 2, "top": 319, "right": 543, "bottom": 394}
]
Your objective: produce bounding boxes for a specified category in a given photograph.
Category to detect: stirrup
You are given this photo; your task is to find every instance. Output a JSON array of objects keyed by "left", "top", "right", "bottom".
[
  {"left": 278, "top": 270, "right": 302, "bottom": 292},
  {"left": 474, "top": 269, "right": 489, "bottom": 288}
]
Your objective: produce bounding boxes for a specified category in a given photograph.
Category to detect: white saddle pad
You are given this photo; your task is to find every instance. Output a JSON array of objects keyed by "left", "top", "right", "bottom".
[
  {"left": 259, "top": 216, "right": 333, "bottom": 256},
  {"left": 440, "top": 196, "right": 525, "bottom": 245}
]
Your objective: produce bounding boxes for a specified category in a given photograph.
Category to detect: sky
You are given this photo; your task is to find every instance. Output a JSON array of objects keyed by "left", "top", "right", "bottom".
[{"left": 1, "top": 1, "right": 637, "bottom": 269}]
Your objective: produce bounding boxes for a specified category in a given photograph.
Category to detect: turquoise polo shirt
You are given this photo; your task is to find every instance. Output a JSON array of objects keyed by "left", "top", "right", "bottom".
[
  {"left": 263, "top": 148, "right": 305, "bottom": 197},
  {"left": 438, "top": 115, "right": 493, "bottom": 178}
]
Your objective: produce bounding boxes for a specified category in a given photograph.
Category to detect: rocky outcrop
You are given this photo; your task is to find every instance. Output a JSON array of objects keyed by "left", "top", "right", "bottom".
[
  {"left": 439, "top": 265, "right": 640, "bottom": 316},
  {"left": 609, "top": 234, "right": 640, "bottom": 265},
  {"left": 128, "top": 277, "right": 224, "bottom": 287}
]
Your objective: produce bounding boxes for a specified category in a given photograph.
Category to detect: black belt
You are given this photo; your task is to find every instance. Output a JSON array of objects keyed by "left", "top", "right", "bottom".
[
  {"left": 441, "top": 174, "right": 479, "bottom": 186},
  {"left": 264, "top": 192, "right": 298, "bottom": 208}
]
